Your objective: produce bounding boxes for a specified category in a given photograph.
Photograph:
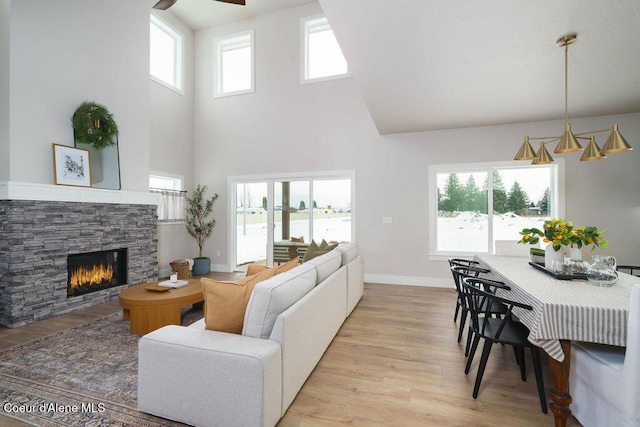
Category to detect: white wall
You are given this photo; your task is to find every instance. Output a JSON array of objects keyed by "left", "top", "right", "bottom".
[
  {"left": 0, "top": 0, "right": 9, "bottom": 182},
  {"left": 149, "top": 11, "right": 197, "bottom": 274},
  {"left": 7, "top": 0, "right": 150, "bottom": 192},
  {"left": 193, "top": 2, "right": 640, "bottom": 284}
]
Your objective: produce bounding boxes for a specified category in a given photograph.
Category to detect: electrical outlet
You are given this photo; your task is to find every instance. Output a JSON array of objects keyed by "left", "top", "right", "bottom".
[
  {"left": 382, "top": 217, "right": 393, "bottom": 224},
  {"left": 216, "top": 250, "right": 221, "bottom": 257}
]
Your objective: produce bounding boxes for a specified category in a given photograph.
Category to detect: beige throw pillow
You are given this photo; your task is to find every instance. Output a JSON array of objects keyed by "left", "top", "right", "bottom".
[
  {"left": 202, "top": 266, "right": 277, "bottom": 333},
  {"left": 245, "top": 263, "right": 270, "bottom": 277},
  {"left": 245, "top": 256, "right": 298, "bottom": 277},
  {"left": 276, "top": 256, "right": 299, "bottom": 273}
]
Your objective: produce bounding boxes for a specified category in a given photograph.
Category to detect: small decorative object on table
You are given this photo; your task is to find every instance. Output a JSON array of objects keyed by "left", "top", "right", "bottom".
[
  {"left": 586, "top": 255, "right": 619, "bottom": 287},
  {"left": 530, "top": 247, "right": 545, "bottom": 264},
  {"left": 158, "top": 279, "right": 189, "bottom": 289},
  {"left": 518, "top": 218, "right": 608, "bottom": 270},
  {"left": 145, "top": 285, "right": 171, "bottom": 292},
  {"left": 170, "top": 259, "right": 193, "bottom": 280}
]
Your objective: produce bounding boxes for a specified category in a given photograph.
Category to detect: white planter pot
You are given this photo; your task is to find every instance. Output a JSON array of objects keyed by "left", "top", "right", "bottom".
[
  {"left": 545, "top": 244, "right": 564, "bottom": 270},
  {"left": 569, "top": 246, "right": 582, "bottom": 261}
]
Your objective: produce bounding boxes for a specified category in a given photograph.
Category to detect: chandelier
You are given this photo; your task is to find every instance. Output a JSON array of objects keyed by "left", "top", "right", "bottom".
[{"left": 514, "top": 33, "right": 633, "bottom": 164}]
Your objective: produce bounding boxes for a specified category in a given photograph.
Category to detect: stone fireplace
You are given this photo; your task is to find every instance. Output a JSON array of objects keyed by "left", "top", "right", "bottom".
[{"left": 0, "top": 186, "right": 158, "bottom": 327}]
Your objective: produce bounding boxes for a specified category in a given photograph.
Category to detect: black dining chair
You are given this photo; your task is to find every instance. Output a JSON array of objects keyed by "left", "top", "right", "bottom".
[
  {"left": 448, "top": 258, "right": 480, "bottom": 322},
  {"left": 461, "top": 276, "right": 548, "bottom": 414},
  {"left": 617, "top": 265, "right": 640, "bottom": 277},
  {"left": 450, "top": 264, "right": 508, "bottom": 357}
]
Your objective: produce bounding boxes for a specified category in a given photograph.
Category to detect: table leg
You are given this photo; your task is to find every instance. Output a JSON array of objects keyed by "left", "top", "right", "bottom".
[{"left": 548, "top": 340, "right": 572, "bottom": 427}]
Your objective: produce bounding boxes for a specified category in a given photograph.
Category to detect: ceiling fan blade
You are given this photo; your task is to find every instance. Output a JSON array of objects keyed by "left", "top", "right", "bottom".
[
  {"left": 153, "top": 0, "right": 178, "bottom": 10},
  {"left": 215, "top": 0, "right": 246, "bottom": 5}
]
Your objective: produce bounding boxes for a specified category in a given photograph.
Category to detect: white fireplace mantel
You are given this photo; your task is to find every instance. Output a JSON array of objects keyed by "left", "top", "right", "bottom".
[{"left": 0, "top": 181, "right": 159, "bottom": 205}]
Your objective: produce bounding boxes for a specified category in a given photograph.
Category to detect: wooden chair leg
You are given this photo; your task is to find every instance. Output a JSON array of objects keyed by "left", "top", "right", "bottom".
[{"left": 454, "top": 302, "right": 460, "bottom": 321}]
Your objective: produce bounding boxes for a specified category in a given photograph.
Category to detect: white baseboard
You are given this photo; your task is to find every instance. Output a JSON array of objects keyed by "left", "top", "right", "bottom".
[
  {"left": 210, "top": 263, "right": 233, "bottom": 273},
  {"left": 364, "top": 273, "right": 451, "bottom": 288}
]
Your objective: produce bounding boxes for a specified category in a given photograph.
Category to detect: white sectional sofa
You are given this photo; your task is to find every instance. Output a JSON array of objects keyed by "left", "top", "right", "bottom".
[{"left": 137, "top": 243, "right": 364, "bottom": 427}]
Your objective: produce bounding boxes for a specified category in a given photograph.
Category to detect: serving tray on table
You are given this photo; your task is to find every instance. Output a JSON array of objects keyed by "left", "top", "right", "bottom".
[{"left": 528, "top": 261, "right": 587, "bottom": 280}]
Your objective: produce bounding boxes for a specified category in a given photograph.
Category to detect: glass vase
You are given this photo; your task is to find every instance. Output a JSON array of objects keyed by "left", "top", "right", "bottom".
[{"left": 586, "top": 255, "right": 618, "bottom": 287}]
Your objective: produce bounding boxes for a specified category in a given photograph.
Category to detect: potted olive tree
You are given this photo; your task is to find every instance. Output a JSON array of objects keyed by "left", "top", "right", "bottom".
[{"left": 185, "top": 184, "right": 219, "bottom": 276}]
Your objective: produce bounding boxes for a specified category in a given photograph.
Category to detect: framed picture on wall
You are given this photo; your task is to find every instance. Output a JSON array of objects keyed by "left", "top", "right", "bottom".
[{"left": 52, "top": 143, "right": 92, "bottom": 187}]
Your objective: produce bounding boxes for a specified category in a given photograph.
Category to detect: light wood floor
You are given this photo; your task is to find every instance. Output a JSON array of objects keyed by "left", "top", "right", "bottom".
[{"left": 0, "top": 280, "right": 582, "bottom": 426}]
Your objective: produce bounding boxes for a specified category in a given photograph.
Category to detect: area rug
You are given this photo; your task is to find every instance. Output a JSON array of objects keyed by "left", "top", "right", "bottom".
[{"left": 0, "top": 310, "right": 203, "bottom": 426}]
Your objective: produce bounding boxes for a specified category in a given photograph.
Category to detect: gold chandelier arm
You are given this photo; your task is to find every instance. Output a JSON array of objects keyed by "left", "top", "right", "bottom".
[
  {"left": 573, "top": 127, "right": 615, "bottom": 136},
  {"left": 527, "top": 136, "right": 561, "bottom": 142}
]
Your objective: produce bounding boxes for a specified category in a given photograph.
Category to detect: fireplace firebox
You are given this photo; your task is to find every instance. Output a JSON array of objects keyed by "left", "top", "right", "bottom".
[{"left": 67, "top": 248, "right": 128, "bottom": 298}]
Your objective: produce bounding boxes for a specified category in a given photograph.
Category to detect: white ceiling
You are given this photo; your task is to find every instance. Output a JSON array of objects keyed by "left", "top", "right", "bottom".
[
  {"left": 163, "top": 0, "right": 640, "bottom": 135},
  {"left": 165, "top": 0, "right": 315, "bottom": 29}
]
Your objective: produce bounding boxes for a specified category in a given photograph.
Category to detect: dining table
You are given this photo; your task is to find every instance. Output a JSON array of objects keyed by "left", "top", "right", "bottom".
[{"left": 474, "top": 254, "right": 639, "bottom": 427}]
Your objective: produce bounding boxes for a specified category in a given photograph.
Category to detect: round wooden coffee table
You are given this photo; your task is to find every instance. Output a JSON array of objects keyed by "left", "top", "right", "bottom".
[{"left": 118, "top": 279, "right": 203, "bottom": 334}]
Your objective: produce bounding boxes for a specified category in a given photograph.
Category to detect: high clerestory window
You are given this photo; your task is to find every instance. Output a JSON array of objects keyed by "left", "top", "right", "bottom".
[
  {"left": 150, "top": 14, "right": 184, "bottom": 94},
  {"left": 214, "top": 30, "right": 255, "bottom": 98},
  {"left": 301, "top": 15, "right": 350, "bottom": 84}
]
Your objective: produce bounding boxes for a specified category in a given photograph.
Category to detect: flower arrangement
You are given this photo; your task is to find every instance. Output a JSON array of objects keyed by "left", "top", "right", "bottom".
[{"left": 518, "top": 218, "right": 608, "bottom": 252}]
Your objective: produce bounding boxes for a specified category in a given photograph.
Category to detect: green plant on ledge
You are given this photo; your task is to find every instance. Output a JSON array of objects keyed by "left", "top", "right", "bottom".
[{"left": 185, "top": 184, "right": 219, "bottom": 259}]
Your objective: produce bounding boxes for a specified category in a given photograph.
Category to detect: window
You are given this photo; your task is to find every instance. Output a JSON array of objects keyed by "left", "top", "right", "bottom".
[
  {"left": 301, "top": 15, "right": 350, "bottom": 83},
  {"left": 428, "top": 160, "right": 565, "bottom": 257},
  {"left": 150, "top": 15, "right": 184, "bottom": 93},
  {"left": 214, "top": 30, "right": 254, "bottom": 98},
  {"left": 150, "top": 173, "right": 186, "bottom": 223}
]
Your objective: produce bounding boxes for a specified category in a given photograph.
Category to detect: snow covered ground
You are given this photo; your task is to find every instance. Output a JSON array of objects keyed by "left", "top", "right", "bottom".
[
  {"left": 236, "top": 211, "right": 548, "bottom": 265},
  {"left": 437, "top": 211, "right": 549, "bottom": 252}
]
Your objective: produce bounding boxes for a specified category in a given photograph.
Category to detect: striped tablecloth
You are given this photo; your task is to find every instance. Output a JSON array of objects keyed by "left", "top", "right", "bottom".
[{"left": 474, "top": 255, "right": 640, "bottom": 362}]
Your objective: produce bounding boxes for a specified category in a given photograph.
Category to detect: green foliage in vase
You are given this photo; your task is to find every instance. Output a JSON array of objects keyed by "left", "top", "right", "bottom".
[{"left": 518, "top": 218, "right": 608, "bottom": 252}]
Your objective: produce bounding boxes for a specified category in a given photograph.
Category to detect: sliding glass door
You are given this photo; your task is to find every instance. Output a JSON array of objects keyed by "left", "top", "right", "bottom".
[
  {"left": 235, "top": 182, "right": 268, "bottom": 267},
  {"left": 231, "top": 172, "right": 354, "bottom": 270}
]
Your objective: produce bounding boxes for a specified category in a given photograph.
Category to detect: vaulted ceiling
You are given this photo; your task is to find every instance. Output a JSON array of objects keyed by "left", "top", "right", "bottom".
[{"left": 165, "top": 0, "right": 640, "bottom": 135}]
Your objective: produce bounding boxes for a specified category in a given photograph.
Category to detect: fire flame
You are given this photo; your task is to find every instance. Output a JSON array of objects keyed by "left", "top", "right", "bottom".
[{"left": 70, "top": 263, "right": 114, "bottom": 288}]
